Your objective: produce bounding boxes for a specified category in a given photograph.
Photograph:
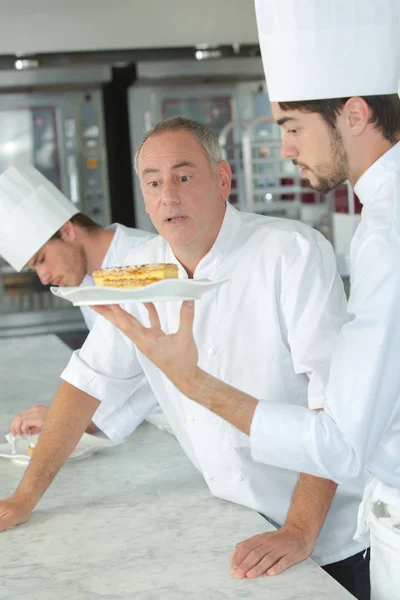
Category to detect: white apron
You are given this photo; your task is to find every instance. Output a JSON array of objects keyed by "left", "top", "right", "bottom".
[{"left": 355, "top": 478, "right": 400, "bottom": 600}]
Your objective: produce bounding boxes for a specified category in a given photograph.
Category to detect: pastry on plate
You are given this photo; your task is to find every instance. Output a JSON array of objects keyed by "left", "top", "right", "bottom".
[
  {"left": 28, "top": 438, "right": 38, "bottom": 456},
  {"left": 92, "top": 263, "right": 179, "bottom": 289}
]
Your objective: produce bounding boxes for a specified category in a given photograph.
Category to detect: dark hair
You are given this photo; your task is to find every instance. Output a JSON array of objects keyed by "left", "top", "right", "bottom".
[
  {"left": 51, "top": 212, "right": 101, "bottom": 240},
  {"left": 279, "top": 94, "right": 400, "bottom": 143}
]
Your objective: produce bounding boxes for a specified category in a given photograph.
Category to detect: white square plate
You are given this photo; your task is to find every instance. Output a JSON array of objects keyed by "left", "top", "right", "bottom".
[{"left": 50, "top": 278, "right": 228, "bottom": 306}]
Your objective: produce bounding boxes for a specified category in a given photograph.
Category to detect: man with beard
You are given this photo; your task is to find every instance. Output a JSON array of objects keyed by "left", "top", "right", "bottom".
[{"left": 93, "top": 2, "right": 400, "bottom": 599}]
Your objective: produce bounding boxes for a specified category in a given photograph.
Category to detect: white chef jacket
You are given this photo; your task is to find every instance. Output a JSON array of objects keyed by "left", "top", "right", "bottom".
[
  {"left": 250, "top": 141, "right": 400, "bottom": 489},
  {"left": 61, "top": 203, "right": 366, "bottom": 565},
  {"left": 77, "top": 223, "right": 159, "bottom": 440}
]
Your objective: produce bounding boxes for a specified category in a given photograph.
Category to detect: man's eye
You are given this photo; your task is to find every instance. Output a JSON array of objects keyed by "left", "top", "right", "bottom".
[
  {"left": 179, "top": 175, "right": 191, "bottom": 183},
  {"left": 148, "top": 181, "right": 159, "bottom": 188}
]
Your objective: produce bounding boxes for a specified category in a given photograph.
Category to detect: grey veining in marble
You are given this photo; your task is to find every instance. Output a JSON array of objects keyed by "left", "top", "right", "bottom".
[{"left": 0, "top": 335, "right": 353, "bottom": 599}]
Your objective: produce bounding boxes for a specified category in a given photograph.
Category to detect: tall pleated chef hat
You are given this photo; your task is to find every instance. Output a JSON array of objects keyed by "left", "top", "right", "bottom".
[
  {"left": 0, "top": 165, "right": 79, "bottom": 271},
  {"left": 255, "top": 0, "right": 400, "bottom": 102}
]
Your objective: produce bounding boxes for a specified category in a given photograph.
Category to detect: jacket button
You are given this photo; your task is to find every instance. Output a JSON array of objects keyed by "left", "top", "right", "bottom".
[{"left": 208, "top": 347, "right": 216, "bottom": 356}]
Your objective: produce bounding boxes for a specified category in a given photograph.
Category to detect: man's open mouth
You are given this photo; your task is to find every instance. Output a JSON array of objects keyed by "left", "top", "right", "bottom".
[{"left": 166, "top": 216, "right": 186, "bottom": 223}]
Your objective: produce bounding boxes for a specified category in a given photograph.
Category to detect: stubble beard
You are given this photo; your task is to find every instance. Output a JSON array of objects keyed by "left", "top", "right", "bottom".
[
  {"left": 67, "top": 243, "right": 88, "bottom": 286},
  {"left": 300, "top": 127, "right": 349, "bottom": 194}
]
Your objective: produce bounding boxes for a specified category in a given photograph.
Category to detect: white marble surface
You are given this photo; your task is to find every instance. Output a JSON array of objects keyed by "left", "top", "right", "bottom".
[{"left": 0, "top": 335, "right": 353, "bottom": 599}]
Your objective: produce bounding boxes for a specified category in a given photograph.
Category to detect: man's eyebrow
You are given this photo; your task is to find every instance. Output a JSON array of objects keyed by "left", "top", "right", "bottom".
[
  {"left": 276, "top": 116, "right": 297, "bottom": 126},
  {"left": 141, "top": 161, "right": 196, "bottom": 176},
  {"left": 141, "top": 167, "right": 159, "bottom": 176},
  {"left": 171, "top": 161, "right": 196, "bottom": 170}
]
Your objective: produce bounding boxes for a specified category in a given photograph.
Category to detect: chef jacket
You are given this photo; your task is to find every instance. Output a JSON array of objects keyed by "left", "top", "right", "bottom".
[
  {"left": 61, "top": 203, "right": 367, "bottom": 565},
  {"left": 251, "top": 142, "right": 400, "bottom": 493}
]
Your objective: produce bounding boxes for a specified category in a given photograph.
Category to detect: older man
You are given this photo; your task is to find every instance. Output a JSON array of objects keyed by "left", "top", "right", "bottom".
[{"left": 0, "top": 118, "right": 369, "bottom": 598}]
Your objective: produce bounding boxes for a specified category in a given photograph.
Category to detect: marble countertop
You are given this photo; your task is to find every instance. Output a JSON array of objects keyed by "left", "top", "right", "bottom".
[{"left": 0, "top": 335, "right": 353, "bottom": 599}]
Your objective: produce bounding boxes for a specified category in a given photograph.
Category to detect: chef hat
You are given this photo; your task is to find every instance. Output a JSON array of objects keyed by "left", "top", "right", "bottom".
[
  {"left": 0, "top": 165, "right": 79, "bottom": 271},
  {"left": 255, "top": 0, "right": 400, "bottom": 102}
]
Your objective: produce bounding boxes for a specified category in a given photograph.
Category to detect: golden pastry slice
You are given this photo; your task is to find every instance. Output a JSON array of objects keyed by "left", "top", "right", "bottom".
[
  {"left": 92, "top": 263, "right": 179, "bottom": 289},
  {"left": 28, "top": 438, "right": 39, "bottom": 456}
]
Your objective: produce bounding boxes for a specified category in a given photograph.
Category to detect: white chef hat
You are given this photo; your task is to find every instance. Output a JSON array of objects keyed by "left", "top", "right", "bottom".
[
  {"left": 255, "top": 0, "right": 400, "bottom": 102},
  {"left": 0, "top": 165, "right": 79, "bottom": 272}
]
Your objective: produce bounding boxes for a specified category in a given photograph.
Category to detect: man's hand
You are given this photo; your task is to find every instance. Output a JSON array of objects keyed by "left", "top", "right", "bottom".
[
  {"left": 93, "top": 301, "right": 199, "bottom": 395},
  {"left": 10, "top": 405, "right": 98, "bottom": 437},
  {"left": 230, "top": 524, "right": 316, "bottom": 578},
  {"left": 94, "top": 301, "right": 258, "bottom": 433},
  {"left": 0, "top": 496, "right": 33, "bottom": 532},
  {"left": 10, "top": 405, "right": 49, "bottom": 436}
]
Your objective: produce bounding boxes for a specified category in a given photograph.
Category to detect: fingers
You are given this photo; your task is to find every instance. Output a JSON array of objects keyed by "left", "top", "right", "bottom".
[
  {"left": 94, "top": 305, "right": 145, "bottom": 336},
  {"left": 231, "top": 548, "right": 279, "bottom": 579},
  {"left": 10, "top": 405, "right": 48, "bottom": 436},
  {"left": 92, "top": 304, "right": 135, "bottom": 326},
  {"left": 231, "top": 528, "right": 313, "bottom": 579},
  {"left": 94, "top": 303, "right": 164, "bottom": 340},
  {"left": 266, "top": 554, "right": 296, "bottom": 576},
  {"left": 144, "top": 303, "right": 161, "bottom": 329},
  {"left": 231, "top": 543, "right": 290, "bottom": 579},
  {"left": 94, "top": 302, "right": 194, "bottom": 340},
  {"left": 245, "top": 551, "right": 284, "bottom": 578},
  {"left": 231, "top": 536, "right": 261, "bottom": 567},
  {"left": 145, "top": 301, "right": 195, "bottom": 338},
  {"left": 20, "top": 420, "right": 43, "bottom": 436},
  {"left": 178, "top": 300, "right": 195, "bottom": 338},
  {"left": 91, "top": 305, "right": 114, "bottom": 318},
  {"left": 109, "top": 306, "right": 151, "bottom": 343},
  {"left": 230, "top": 535, "right": 264, "bottom": 578},
  {"left": 10, "top": 416, "right": 21, "bottom": 437},
  {"left": 0, "top": 501, "right": 31, "bottom": 532}
]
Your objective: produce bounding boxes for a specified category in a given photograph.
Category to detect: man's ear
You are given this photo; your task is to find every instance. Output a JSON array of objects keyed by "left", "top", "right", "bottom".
[
  {"left": 342, "top": 97, "right": 370, "bottom": 137},
  {"left": 58, "top": 220, "right": 75, "bottom": 242},
  {"left": 217, "top": 160, "right": 232, "bottom": 200}
]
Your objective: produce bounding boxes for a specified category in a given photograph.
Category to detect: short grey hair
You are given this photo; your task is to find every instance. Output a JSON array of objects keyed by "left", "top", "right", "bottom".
[{"left": 134, "top": 116, "right": 222, "bottom": 174}]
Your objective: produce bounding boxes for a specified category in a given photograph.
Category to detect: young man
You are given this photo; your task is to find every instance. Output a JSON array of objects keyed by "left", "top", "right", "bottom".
[
  {"left": 0, "top": 119, "right": 370, "bottom": 598},
  {"left": 0, "top": 164, "right": 160, "bottom": 441},
  {"left": 100, "top": 2, "right": 400, "bottom": 599}
]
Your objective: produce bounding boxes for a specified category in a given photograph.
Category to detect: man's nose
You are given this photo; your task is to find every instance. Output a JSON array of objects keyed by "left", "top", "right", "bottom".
[
  {"left": 280, "top": 137, "right": 299, "bottom": 160},
  {"left": 162, "top": 182, "right": 180, "bottom": 205},
  {"left": 36, "top": 266, "right": 51, "bottom": 285}
]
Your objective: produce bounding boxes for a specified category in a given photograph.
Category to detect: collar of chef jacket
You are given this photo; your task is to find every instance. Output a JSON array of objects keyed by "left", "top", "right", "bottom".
[
  {"left": 165, "top": 202, "right": 242, "bottom": 281},
  {"left": 354, "top": 141, "right": 400, "bottom": 205}
]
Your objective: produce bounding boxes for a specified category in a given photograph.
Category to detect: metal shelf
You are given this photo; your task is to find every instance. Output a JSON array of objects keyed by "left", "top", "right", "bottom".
[
  {"left": 253, "top": 186, "right": 311, "bottom": 196},
  {"left": 252, "top": 200, "right": 301, "bottom": 213}
]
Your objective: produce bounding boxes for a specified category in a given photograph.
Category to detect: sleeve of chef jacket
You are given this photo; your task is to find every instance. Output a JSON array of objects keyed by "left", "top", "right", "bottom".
[
  {"left": 61, "top": 310, "right": 157, "bottom": 428},
  {"left": 278, "top": 231, "right": 349, "bottom": 409},
  {"left": 250, "top": 231, "right": 400, "bottom": 483}
]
